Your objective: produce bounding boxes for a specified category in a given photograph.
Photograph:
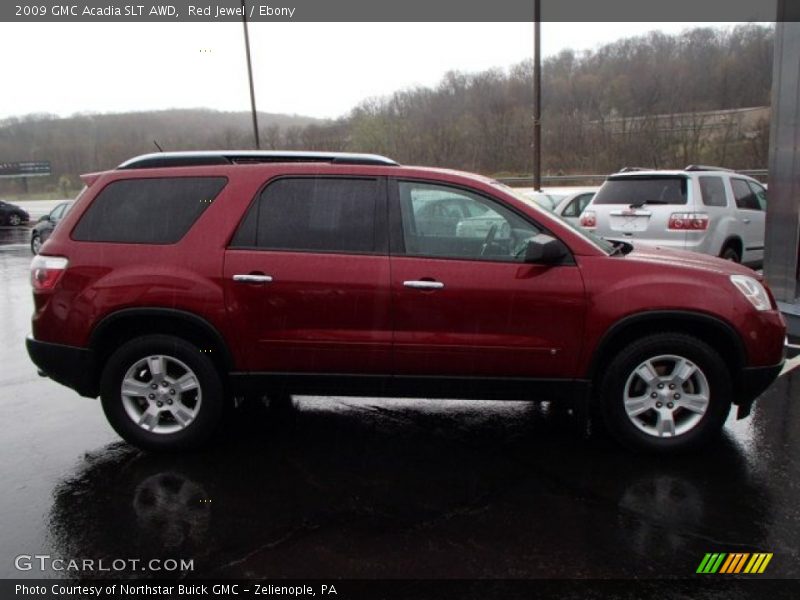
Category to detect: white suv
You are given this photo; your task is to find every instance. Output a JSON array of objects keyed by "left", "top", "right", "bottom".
[{"left": 580, "top": 166, "right": 767, "bottom": 267}]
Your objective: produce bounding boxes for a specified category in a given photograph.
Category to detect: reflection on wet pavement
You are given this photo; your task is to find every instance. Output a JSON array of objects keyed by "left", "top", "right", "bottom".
[
  {"left": 43, "top": 391, "right": 799, "bottom": 579},
  {"left": 0, "top": 233, "right": 798, "bottom": 582},
  {"left": 0, "top": 224, "right": 31, "bottom": 250}
]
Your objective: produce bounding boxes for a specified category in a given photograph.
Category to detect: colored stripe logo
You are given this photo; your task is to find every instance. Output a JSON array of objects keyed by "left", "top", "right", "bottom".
[{"left": 697, "top": 552, "right": 773, "bottom": 574}]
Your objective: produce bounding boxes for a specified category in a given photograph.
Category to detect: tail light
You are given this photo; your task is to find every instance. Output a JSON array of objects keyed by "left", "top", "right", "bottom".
[
  {"left": 580, "top": 210, "right": 596, "bottom": 228},
  {"left": 31, "top": 255, "right": 68, "bottom": 291},
  {"left": 669, "top": 212, "right": 709, "bottom": 230}
]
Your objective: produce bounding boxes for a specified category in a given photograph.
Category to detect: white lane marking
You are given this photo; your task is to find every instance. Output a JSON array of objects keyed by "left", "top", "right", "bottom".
[{"left": 779, "top": 355, "right": 800, "bottom": 377}]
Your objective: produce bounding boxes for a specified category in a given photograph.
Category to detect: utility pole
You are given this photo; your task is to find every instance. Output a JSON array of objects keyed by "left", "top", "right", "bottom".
[
  {"left": 241, "top": 0, "right": 260, "bottom": 149},
  {"left": 532, "top": 0, "right": 542, "bottom": 191}
]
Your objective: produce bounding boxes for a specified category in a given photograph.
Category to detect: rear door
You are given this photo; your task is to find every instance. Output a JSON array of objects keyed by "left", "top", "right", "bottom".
[
  {"left": 389, "top": 179, "right": 586, "bottom": 380},
  {"left": 729, "top": 178, "right": 766, "bottom": 265},
  {"left": 223, "top": 176, "right": 393, "bottom": 374}
]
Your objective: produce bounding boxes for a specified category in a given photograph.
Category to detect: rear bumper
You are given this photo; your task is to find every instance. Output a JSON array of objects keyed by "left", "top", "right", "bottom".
[
  {"left": 735, "top": 361, "right": 784, "bottom": 419},
  {"left": 25, "top": 335, "right": 98, "bottom": 398}
]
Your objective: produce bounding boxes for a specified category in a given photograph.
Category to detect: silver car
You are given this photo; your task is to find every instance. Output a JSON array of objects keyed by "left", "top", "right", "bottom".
[
  {"left": 580, "top": 166, "right": 766, "bottom": 267},
  {"left": 553, "top": 190, "right": 597, "bottom": 225}
]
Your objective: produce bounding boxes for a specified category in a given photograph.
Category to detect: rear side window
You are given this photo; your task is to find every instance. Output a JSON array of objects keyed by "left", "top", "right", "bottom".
[
  {"left": 230, "top": 177, "right": 379, "bottom": 253},
  {"left": 50, "top": 203, "right": 67, "bottom": 220},
  {"left": 593, "top": 177, "right": 688, "bottom": 205},
  {"left": 731, "top": 179, "right": 762, "bottom": 211},
  {"left": 698, "top": 176, "right": 727, "bottom": 207},
  {"left": 72, "top": 177, "right": 226, "bottom": 244}
]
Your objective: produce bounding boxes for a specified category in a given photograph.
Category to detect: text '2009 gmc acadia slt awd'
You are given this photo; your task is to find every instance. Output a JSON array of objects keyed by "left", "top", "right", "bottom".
[{"left": 26, "top": 152, "right": 786, "bottom": 453}]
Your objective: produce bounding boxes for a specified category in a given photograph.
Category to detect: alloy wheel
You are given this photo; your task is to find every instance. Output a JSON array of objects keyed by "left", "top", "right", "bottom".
[
  {"left": 622, "top": 354, "right": 710, "bottom": 438},
  {"left": 120, "top": 354, "right": 203, "bottom": 435}
]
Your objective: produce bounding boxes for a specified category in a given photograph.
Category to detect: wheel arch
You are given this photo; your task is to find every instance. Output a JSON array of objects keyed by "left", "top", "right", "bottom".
[
  {"left": 588, "top": 310, "right": 747, "bottom": 396},
  {"left": 719, "top": 236, "right": 743, "bottom": 258},
  {"left": 90, "top": 308, "right": 234, "bottom": 377}
]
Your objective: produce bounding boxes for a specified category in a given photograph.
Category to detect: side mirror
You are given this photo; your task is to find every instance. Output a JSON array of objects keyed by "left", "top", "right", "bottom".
[{"left": 524, "top": 234, "right": 570, "bottom": 265}]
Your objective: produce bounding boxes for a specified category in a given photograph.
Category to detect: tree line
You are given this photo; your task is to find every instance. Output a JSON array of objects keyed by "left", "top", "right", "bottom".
[{"left": 0, "top": 24, "right": 773, "bottom": 197}]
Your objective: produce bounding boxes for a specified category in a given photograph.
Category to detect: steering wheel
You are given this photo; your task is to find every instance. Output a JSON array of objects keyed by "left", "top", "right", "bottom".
[{"left": 480, "top": 224, "right": 498, "bottom": 257}]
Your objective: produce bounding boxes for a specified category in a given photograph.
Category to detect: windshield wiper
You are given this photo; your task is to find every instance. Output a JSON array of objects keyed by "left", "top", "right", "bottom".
[{"left": 628, "top": 200, "right": 668, "bottom": 208}]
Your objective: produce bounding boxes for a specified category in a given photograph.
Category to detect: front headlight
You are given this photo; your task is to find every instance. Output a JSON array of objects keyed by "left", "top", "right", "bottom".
[{"left": 730, "top": 275, "right": 772, "bottom": 311}]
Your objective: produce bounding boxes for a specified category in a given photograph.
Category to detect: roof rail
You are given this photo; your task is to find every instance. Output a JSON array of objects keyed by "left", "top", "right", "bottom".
[
  {"left": 117, "top": 151, "right": 399, "bottom": 170},
  {"left": 617, "top": 166, "right": 651, "bottom": 173},
  {"left": 684, "top": 164, "right": 735, "bottom": 172}
]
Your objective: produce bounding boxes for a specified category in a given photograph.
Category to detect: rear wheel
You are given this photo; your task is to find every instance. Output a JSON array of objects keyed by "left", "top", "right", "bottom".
[
  {"left": 100, "top": 335, "right": 224, "bottom": 451},
  {"left": 8, "top": 213, "right": 22, "bottom": 226},
  {"left": 598, "top": 333, "right": 731, "bottom": 453}
]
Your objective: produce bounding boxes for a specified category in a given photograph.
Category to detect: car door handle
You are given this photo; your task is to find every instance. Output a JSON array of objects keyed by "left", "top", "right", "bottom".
[
  {"left": 233, "top": 274, "right": 273, "bottom": 283},
  {"left": 403, "top": 280, "right": 444, "bottom": 290}
]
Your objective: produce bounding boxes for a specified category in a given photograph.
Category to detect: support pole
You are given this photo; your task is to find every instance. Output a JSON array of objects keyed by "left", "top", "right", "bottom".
[
  {"left": 764, "top": 0, "right": 800, "bottom": 334},
  {"left": 242, "top": 0, "right": 260, "bottom": 149}
]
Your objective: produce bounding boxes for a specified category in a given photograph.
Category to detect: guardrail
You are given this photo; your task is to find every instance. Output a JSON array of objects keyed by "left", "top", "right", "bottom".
[{"left": 497, "top": 169, "right": 769, "bottom": 187}]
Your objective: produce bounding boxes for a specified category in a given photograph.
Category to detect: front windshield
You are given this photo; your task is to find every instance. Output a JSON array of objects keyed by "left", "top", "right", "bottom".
[
  {"left": 556, "top": 212, "right": 616, "bottom": 253},
  {"left": 493, "top": 182, "right": 616, "bottom": 254}
]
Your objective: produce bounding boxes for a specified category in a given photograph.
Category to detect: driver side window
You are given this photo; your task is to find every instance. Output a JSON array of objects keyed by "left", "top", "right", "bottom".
[{"left": 398, "top": 181, "right": 539, "bottom": 261}]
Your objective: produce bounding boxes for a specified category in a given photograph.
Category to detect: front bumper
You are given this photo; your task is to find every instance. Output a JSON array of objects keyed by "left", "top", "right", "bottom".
[
  {"left": 26, "top": 335, "right": 98, "bottom": 398},
  {"left": 735, "top": 361, "right": 784, "bottom": 419}
]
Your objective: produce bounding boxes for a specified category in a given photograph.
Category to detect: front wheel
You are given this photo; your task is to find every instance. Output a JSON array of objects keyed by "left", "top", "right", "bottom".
[
  {"left": 598, "top": 333, "right": 731, "bottom": 453},
  {"left": 100, "top": 335, "right": 224, "bottom": 451},
  {"left": 30, "top": 234, "right": 42, "bottom": 255},
  {"left": 8, "top": 213, "right": 22, "bottom": 226}
]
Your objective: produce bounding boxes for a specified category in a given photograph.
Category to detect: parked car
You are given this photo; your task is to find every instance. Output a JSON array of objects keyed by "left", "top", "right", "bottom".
[
  {"left": 30, "top": 201, "right": 73, "bottom": 254},
  {"left": 27, "top": 152, "right": 785, "bottom": 453},
  {"left": 0, "top": 200, "right": 30, "bottom": 226},
  {"left": 408, "top": 192, "right": 491, "bottom": 236},
  {"left": 521, "top": 190, "right": 566, "bottom": 211},
  {"left": 580, "top": 166, "right": 766, "bottom": 267},
  {"left": 554, "top": 189, "right": 598, "bottom": 225}
]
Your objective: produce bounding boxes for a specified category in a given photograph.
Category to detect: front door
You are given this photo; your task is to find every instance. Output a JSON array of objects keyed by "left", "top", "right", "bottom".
[{"left": 389, "top": 179, "right": 586, "bottom": 379}]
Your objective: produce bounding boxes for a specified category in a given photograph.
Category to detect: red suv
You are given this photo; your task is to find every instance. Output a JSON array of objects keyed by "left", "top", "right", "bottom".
[{"left": 26, "top": 152, "right": 786, "bottom": 453}]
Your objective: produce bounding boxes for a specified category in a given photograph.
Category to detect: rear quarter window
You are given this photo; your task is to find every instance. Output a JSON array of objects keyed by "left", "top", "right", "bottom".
[
  {"left": 71, "top": 177, "right": 227, "bottom": 244},
  {"left": 698, "top": 176, "right": 727, "bottom": 207},
  {"left": 593, "top": 177, "right": 688, "bottom": 205}
]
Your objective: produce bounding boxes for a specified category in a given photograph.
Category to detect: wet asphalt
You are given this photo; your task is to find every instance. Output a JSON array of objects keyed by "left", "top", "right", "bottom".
[{"left": 1, "top": 222, "right": 799, "bottom": 585}]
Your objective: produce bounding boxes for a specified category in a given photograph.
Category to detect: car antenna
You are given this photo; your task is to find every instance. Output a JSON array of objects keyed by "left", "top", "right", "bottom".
[{"left": 153, "top": 140, "right": 164, "bottom": 152}]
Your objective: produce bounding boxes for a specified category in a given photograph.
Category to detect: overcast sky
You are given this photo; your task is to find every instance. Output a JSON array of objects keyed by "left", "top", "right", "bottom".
[{"left": 0, "top": 22, "right": 746, "bottom": 120}]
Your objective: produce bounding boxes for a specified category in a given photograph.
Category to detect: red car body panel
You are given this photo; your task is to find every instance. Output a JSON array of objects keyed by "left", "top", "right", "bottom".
[
  {"left": 390, "top": 256, "right": 586, "bottom": 378},
  {"left": 223, "top": 250, "right": 393, "bottom": 373},
  {"left": 32, "top": 162, "right": 785, "bottom": 388}
]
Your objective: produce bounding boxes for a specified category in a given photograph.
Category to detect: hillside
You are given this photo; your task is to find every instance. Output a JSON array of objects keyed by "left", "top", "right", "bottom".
[{"left": 0, "top": 24, "right": 775, "bottom": 197}]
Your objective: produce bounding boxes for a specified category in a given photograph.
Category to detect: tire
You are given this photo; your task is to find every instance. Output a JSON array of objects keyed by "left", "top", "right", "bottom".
[
  {"left": 720, "top": 245, "right": 741, "bottom": 263},
  {"left": 100, "top": 335, "right": 225, "bottom": 452},
  {"left": 30, "top": 234, "right": 41, "bottom": 255},
  {"left": 8, "top": 213, "right": 22, "bottom": 226},
  {"left": 598, "top": 333, "right": 731, "bottom": 453}
]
